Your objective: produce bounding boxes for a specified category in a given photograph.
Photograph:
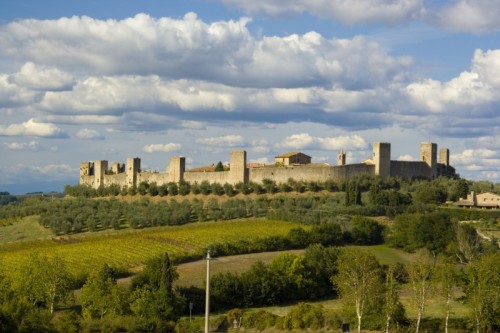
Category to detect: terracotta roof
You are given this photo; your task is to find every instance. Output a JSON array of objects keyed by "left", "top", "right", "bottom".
[{"left": 275, "top": 152, "right": 309, "bottom": 158}]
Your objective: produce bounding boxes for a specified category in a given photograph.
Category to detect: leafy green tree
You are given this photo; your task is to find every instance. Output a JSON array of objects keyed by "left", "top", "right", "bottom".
[
  {"left": 406, "top": 251, "right": 435, "bottom": 333},
  {"left": 178, "top": 180, "right": 191, "bottom": 196},
  {"left": 214, "top": 161, "right": 224, "bottom": 172},
  {"left": 235, "top": 181, "right": 252, "bottom": 195},
  {"left": 223, "top": 183, "right": 236, "bottom": 197},
  {"left": 158, "top": 184, "right": 169, "bottom": 196},
  {"left": 148, "top": 182, "right": 159, "bottom": 196},
  {"left": 208, "top": 199, "right": 222, "bottom": 221},
  {"left": 306, "top": 181, "right": 321, "bottom": 192},
  {"left": 130, "top": 253, "right": 183, "bottom": 321},
  {"left": 303, "top": 244, "right": 339, "bottom": 299},
  {"left": 278, "top": 182, "right": 292, "bottom": 193},
  {"left": 211, "top": 182, "right": 224, "bottom": 196},
  {"left": 262, "top": 179, "right": 278, "bottom": 194},
  {"left": 199, "top": 180, "right": 211, "bottom": 195},
  {"left": 464, "top": 252, "right": 500, "bottom": 333},
  {"left": 250, "top": 182, "right": 265, "bottom": 194},
  {"left": 434, "top": 256, "right": 460, "bottom": 333},
  {"left": 137, "top": 181, "right": 149, "bottom": 195},
  {"left": 323, "top": 179, "right": 338, "bottom": 192},
  {"left": 413, "top": 182, "right": 447, "bottom": 205},
  {"left": 383, "top": 264, "right": 406, "bottom": 333},
  {"left": 16, "top": 252, "right": 73, "bottom": 315},
  {"left": 350, "top": 216, "right": 384, "bottom": 245},
  {"left": 388, "top": 212, "right": 454, "bottom": 253},
  {"left": 332, "top": 248, "right": 382, "bottom": 333},
  {"left": 450, "top": 179, "right": 469, "bottom": 201},
  {"left": 79, "top": 264, "right": 127, "bottom": 319},
  {"left": 167, "top": 182, "right": 178, "bottom": 196},
  {"left": 269, "top": 253, "right": 314, "bottom": 300},
  {"left": 345, "top": 180, "right": 362, "bottom": 206},
  {"left": 454, "top": 223, "right": 481, "bottom": 264}
]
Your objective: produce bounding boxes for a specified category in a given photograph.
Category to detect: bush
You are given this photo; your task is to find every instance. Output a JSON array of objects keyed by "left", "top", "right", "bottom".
[
  {"left": 242, "top": 310, "right": 277, "bottom": 330},
  {"left": 281, "top": 303, "right": 325, "bottom": 330}
]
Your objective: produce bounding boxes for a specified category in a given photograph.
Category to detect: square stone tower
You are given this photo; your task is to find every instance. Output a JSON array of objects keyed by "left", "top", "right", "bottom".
[
  {"left": 126, "top": 157, "right": 141, "bottom": 188},
  {"left": 337, "top": 150, "right": 346, "bottom": 166},
  {"left": 229, "top": 150, "right": 248, "bottom": 185},
  {"left": 94, "top": 160, "right": 108, "bottom": 189},
  {"left": 420, "top": 143, "right": 437, "bottom": 178},
  {"left": 167, "top": 156, "right": 185, "bottom": 183},
  {"left": 439, "top": 148, "right": 449, "bottom": 167},
  {"left": 373, "top": 142, "right": 391, "bottom": 178}
]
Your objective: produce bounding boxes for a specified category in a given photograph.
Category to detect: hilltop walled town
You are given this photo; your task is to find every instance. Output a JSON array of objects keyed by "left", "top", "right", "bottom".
[{"left": 80, "top": 141, "right": 457, "bottom": 189}]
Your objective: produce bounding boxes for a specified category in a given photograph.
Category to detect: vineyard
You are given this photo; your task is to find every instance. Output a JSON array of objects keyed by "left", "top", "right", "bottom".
[{"left": 0, "top": 219, "right": 303, "bottom": 279}]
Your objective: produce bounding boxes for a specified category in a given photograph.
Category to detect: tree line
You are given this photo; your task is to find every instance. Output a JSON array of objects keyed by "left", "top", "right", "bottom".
[{"left": 1, "top": 245, "right": 498, "bottom": 333}]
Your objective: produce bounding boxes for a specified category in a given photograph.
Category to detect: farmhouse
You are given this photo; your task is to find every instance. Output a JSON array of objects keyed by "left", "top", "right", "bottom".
[
  {"left": 274, "top": 152, "right": 312, "bottom": 166},
  {"left": 456, "top": 191, "right": 500, "bottom": 209}
]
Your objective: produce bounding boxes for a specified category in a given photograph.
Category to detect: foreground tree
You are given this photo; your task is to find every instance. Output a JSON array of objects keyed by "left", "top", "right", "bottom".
[
  {"left": 434, "top": 256, "right": 460, "bottom": 333},
  {"left": 130, "top": 252, "right": 184, "bottom": 322},
  {"left": 406, "top": 251, "right": 435, "bottom": 333},
  {"left": 455, "top": 223, "right": 481, "bottom": 264},
  {"left": 16, "top": 252, "right": 73, "bottom": 315},
  {"left": 332, "top": 248, "right": 382, "bottom": 333},
  {"left": 383, "top": 264, "right": 406, "bottom": 333},
  {"left": 79, "top": 264, "right": 127, "bottom": 319},
  {"left": 465, "top": 253, "right": 500, "bottom": 333}
]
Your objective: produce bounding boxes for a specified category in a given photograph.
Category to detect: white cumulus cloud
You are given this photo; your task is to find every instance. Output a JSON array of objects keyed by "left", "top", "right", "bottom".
[
  {"left": 10, "top": 62, "right": 74, "bottom": 91},
  {"left": 0, "top": 119, "right": 68, "bottom": 138},
  {"left": 76, "top": 128, "right": 104, "bottom": 140},
  {"left": 398, "top": 154, "right": 415, "bottom": 161},
  {"left": 278, "top": 133, "right": 368, "bottom": 151},
  {"left": 3, "top": 141, "right": 39, "bottom": 151},
  {"left": 195, "top": 135, "right": 245, "bottom": 147},
  {"left": 437, "top": 0, "right": 500, "bottom": 34},
  {"left": 143, "top": 143, "right": 181, "bottom": 153},
  {"left": 451, "top": 149, "right": 497, "bottom": 165},
  {"left": 404, "top": 48, "right": 500, "bottom": 138}
]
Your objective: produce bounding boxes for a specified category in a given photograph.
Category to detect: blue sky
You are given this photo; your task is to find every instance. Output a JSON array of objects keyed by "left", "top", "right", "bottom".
[{"left": 0, "top": 0, "right": 499, "bottom": 194}]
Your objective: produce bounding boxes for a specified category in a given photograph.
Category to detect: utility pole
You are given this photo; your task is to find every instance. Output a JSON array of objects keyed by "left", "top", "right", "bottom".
[{"left": 205, "top": 250, "right": 213, "bottom": 333}]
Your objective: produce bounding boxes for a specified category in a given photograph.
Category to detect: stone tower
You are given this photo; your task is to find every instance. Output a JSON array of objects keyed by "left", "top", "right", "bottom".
[
  {"left": 373, "top": 142, "right": 391, "bottom": 178},
  {"left": 94, "top": 160, "right": 108, "bottom": 189},
  {"left": 126, "top": 157, "right": 141, "bottom": 188},
  {"left": 439, "top": 148, "right": 449, "bottom": 167},
  {"left": 168, "top": 156, "right": 185, "bottom": 183},
  {"left": 80, "top": 161, "right": 93, "bottom": 176},
  {"left": 229, "top": 150, "right": 248, "bottom": 185},
  {"left": 111, "top": 162, "right": 125, "bottom": 174},
  {"left": 420, "top": 143, "right": 437, "bottom": 178},
  {"left": 337, "top": 150, "right": 346, "bottom": 166}
]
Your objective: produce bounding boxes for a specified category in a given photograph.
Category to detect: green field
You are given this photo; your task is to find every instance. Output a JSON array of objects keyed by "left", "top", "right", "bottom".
[
  {"left": 0, "top": 215, "right": 53, "bottom": 243},
  {"left": 0, "top": 218, "right": 303, "bottom": 278}
]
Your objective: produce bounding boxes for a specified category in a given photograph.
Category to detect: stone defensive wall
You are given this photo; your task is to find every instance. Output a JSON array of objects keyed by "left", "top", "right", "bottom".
[
  {"left": 79, "top": 142, "right": 456, "bottom": 189},
  {"left": 390, "top": 161, "right": 433, "bottom": 179},
  {"left": 248, "top": 163, "right": 374, "bottom": 184}
]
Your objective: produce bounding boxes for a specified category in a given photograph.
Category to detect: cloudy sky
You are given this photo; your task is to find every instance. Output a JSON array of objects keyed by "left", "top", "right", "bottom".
[{"left": 1, "top": 0, "right": 499, "bottom": 193}]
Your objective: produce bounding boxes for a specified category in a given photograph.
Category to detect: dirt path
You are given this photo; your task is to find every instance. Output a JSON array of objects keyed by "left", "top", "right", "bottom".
[{"left": 117, "top": 249, "right": 305, "bottom": 288}]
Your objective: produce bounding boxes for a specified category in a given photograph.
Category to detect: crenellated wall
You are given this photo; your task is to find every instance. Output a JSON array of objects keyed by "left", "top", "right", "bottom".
[
  {"left": 249, "top": 163, "right": 374, "bottom": 184},
  {"left": 390, "top": 161, "right": 432, "bottom": 179},
  {"left": 79, "top": 142, "right": 456, "bottom": 189}
]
